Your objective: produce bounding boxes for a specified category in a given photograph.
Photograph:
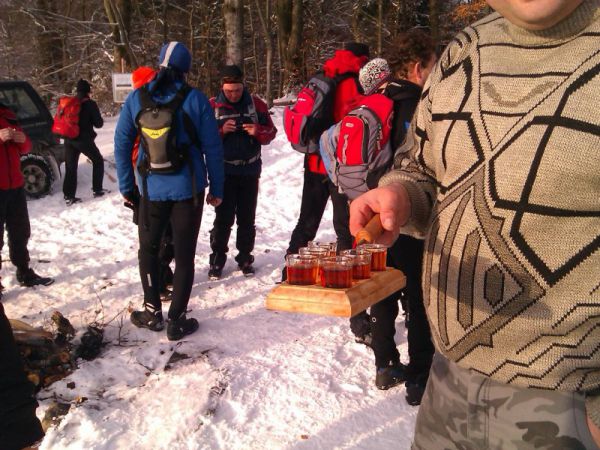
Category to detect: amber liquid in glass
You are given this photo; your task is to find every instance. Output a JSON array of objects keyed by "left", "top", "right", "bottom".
[
  {"left": 287, "top": 265, "right": 317, "bottom": 285},
  {"left": 352, "top": 262, "right": 371, "bottom": 280},
  {"left": 370, "top": 251, "right": 387, "bottom": 271},
  {"left": 321, "top": 267, "right": 353, "bottom": 288}
]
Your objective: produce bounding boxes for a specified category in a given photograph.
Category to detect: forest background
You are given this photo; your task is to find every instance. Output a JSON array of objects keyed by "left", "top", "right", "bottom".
[{"left": 0, "top": 0, "right": 488, "bottom": 112}]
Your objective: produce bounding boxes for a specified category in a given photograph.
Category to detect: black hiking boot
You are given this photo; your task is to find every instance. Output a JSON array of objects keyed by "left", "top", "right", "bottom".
[
  {"left": 208, "top": 265, "right": 223, "bottom": 280},
  {"left": 16, "top": 268, "right": 55, "bottom": 287},
  {"left": 239, "top": 261, "right": 255, "bottom": 277},
  {"left": 64, "top": 196, "right": 82, "bottom": 206},
  {"left": 167, "top": 315, "right": 199, "bottom": 341},
  {"left": 160, "top": 288, "right": 173, "bottom": 303},
  {"left": 130, "top": 308, "right": 164, "bottom": 331},
  {"left": 354, "top": 332, "right": 373, "bottom": 348},
  {"left": 93, "top": 189, "right": 110, "bottom": 198},
  {"left": 375, "top": 363, "right": 407, "bottom": 390},
  {"left": 405, "top": 373, "right": 429, "bottom": 406}
]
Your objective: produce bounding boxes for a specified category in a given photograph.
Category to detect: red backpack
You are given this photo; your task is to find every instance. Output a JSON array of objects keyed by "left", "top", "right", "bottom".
[
  {"left": 283, "top": 72, "right": 352, "bottom": 154},
  {"left": 52, "top": 96, "right": 85, "bottom": 139},
  {"left": 319, "top": 93, "right": 394, "bottom": 200}
]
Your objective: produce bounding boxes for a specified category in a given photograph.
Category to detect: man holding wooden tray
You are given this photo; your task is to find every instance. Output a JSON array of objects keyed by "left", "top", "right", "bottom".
[{"left": 349, "top": 0, "right": 600, "bottom": 447}]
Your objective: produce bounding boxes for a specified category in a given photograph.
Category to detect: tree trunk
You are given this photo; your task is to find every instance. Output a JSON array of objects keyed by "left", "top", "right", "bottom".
[
  {"left": 377, "top": 0, "right": 383, "bottom": 55},
  {"left": 104, "top": 0, "right": 137, "bottom": 72},
  {"left": 254, "top": 0, "right": 274, "bottom": 106},
  {"left": 223, "top": 0, "right": 243, "bottom": 66},
  {"left": 429, "top": 0, "right": 439, "bottom": 47},
  {"left": 276, "top": 0, "right": 303, "bottom": 92},
  {"left": 35, "top": 0, "right": 64, "bottom": 86}
]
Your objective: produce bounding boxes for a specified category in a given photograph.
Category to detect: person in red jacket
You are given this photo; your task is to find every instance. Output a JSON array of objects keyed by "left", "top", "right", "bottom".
[
  {"left": 284, "top": 42, "right": 369, "bottom": 274},
  {"left": 0, "top": 103, "right": 53, "bottom": 295}
]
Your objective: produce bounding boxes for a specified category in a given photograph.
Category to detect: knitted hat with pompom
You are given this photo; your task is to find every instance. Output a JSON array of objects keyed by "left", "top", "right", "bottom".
[{"left": 359, "top": 58, "right": 392, "bottom": 95}]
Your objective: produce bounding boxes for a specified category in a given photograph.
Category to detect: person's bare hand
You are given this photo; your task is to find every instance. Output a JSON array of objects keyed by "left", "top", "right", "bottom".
[
  {"left": 242, "top": 123, "right": 257, "bottom": 136},
  {"left": 0, "top": 128, "right": 13, "bottom": 142},
  {"left": 587, "top": 414, "right": 600, "bottom": 448},
  {"left": 222, "top": 119, "right": 237, "bottom": 134},
  {"left": 206, "top": 193, "right": 222, "bottom": 207},
  {"left": 349, "top": 183, "right": 411, "bottom": 246},
  {"left": 11, "top": 130, "right": 26, "bottom": 143}
]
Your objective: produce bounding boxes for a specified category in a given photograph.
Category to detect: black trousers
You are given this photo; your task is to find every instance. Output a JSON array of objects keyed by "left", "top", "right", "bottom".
[
  {"left": 63, "top": 139, "right": 104, "bottom": 198},
  {"left": 286, "top": 170, "right": 353, "bottom": 254},
  {"left": 210, "top": 174, "right": 259, "bottom": 267},
  {"left": 371, "top": 235, "right": 434, "bottom": 377},
  {"left": 0, "top": 303, "right": 44, "bottom": 450},
  {"left": 328, "top": 181, "right": 353, "bottom": 252},
  {"left": 0, "top": 188, "right": 30, "bottom": 272},
  {"left": 138, "top": 194, "right": 204, "bottom": 320}
]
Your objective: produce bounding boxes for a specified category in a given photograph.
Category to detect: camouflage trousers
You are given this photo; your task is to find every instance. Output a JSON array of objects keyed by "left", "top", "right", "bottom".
[{"left": 412, "top": 353, "right": 599, "bottom": 450}]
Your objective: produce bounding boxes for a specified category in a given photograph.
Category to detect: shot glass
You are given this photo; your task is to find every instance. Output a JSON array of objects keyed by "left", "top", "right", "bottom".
[
  {"left": 299, "top": 246, "right": 330, "bottom": 260},
  {"left": 357, "top": 243, "right": 387, "bottom": 271},
  {"left": 319, "top": 256, "right": 354, "bottom": 289},
  {"left": 308, "top": 241, "right": 337, "bottom": 257},
  {"left": 340, "top": 249, "right": 372, "bottom": 280},
  {"left": 286, "top": 254, "right": 318, "bottom": 285}
]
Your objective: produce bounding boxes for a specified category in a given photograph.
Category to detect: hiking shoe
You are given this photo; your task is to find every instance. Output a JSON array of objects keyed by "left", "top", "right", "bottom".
[
  {"left": 208, "top": 265, "right": 223, "bottom": 280},
  {"left": 16, "top": 268, "right": 55, "bottom": 287},
  {"left": 160, "top": 288, "right": 173, "bottom": 303},
  {"left": 93, "top": 189, "right": 110, "bottom": 198},
  {"left": 375, "top": 363, "right": 407, "bottom": 390},
  {"left": 64, "top": 196, "right": 82, "bottom": 206},
  {"left": 167, "top": 315, "right": 199, "bottom": 341},
  {"left": 239, "top": 261, "right": 255, "bottom": 277},
  {"left": 405, "top": 377, "right": 428, "bottom": 406},
  {"left": 130, "top": 309, "right": 164, "bottom": 331},
  {"left": 354, "top": 332, "right": 373, "bottom": 348}
]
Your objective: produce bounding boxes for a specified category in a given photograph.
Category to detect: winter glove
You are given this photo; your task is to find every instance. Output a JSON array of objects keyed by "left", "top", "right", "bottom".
[{"left": 122, "top": 190, "right": 140, "bottom": 210}]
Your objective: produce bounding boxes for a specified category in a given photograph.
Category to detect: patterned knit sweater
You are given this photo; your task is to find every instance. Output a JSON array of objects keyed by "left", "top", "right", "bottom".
[{"left": 380, "top": 1, "right": 600, "bottom": 419}]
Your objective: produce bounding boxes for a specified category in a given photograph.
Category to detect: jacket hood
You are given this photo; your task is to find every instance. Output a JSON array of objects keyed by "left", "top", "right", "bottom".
[
  {"left": 384, "top": 78, "right": 422, "bottom": 100},
  {"left": 323, "top": 50, "right": 367, "bottom": 77}
]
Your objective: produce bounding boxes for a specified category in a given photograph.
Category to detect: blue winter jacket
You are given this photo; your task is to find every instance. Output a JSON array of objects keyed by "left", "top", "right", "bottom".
[{"left": 114, "top": 79, "right": 224, "bottom": 201}]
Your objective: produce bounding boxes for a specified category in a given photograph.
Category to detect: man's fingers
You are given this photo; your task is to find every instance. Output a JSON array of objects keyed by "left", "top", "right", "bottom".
[{"left": 349, "top": 191, "right": 382, "bottom": 236}]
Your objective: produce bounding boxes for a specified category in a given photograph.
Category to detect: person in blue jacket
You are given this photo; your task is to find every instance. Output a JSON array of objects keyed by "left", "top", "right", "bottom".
[{"left": 114, "top": 41, "right": 224, "bottom": 341}]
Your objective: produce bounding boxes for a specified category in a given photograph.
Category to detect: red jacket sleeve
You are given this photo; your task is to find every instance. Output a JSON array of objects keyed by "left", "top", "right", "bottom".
[
  {"left": 209, "top": 97, "right": 225, "bottom": 138},
  {"left": 252, "top": 96, "right": 277, "bottom": 145}
]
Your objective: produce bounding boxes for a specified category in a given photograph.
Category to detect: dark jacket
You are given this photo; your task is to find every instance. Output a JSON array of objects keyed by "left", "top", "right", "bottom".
[
  {"left": 307, "top": 49, "right": 366, "bottom": 175},
  {"left": 383, "top": 79, "right": 422, "bottom": 151},
  {"left": 0, "top": 106, "right": 31, "bottom": 190},
  {"left": 210, "top": 89, "right": 276, "bottom": 177},
  {"left": 74, "top": 93, "right": 103, "bottom": 141}
]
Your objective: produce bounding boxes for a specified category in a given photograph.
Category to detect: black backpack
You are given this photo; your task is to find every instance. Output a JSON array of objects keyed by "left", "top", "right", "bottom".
[
  {"left": 136, "top": 84, "right": 195, "bottom": 174},
  {"left": 135, "top": 84, "right": 201, "bottom": 227}
]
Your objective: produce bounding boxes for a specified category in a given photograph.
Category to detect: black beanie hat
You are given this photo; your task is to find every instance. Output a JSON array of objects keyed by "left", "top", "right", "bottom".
[
  {"left": 343, "top": 42, "right": 370, "bottom": 58},
  {"left": 221, "top": 64, "right": 244, "bottom": 84},
  {"left": 76, "top": 79, "right": 91, "bottom": 94}
]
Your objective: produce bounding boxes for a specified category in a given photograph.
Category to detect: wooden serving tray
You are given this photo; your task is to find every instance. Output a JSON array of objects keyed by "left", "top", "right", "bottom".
[{"left": 265, "top": 268, "right": 406, "bottom": 318}]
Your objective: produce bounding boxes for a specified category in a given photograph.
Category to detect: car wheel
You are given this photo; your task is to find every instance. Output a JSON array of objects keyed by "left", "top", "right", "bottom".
[{"left": 21, "top": 154, "right": 54, "bottom": 198}]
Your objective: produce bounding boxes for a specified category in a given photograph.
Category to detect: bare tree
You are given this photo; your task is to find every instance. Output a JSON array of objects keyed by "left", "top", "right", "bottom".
[
  {"left": 104, "top": 0, "right": 137, "bottom": 72},
  {"left": 276, "top": 0, "right": 303, "bottom": 92},
  {"left": 253, "top": 0, "right": 274, "bottom": 105},
  {"left": 223, "top": 0, "right": 243, "bottom": 66}
]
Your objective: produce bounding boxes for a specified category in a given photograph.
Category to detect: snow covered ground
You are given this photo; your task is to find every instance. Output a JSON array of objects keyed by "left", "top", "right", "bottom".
[{"left": 2, "top": 109, "right": 418, "bottom": 449}]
